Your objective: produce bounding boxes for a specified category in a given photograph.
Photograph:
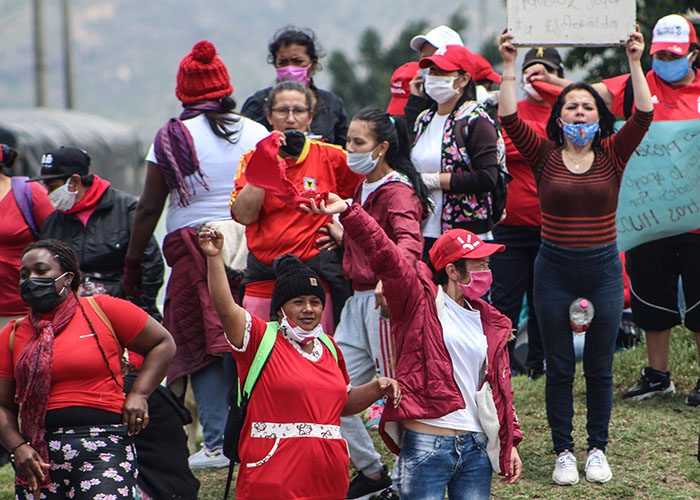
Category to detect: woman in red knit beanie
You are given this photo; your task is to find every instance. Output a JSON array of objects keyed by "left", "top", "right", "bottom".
[{"left": 123, "top": 40, "right": 269, "bottom": 470}]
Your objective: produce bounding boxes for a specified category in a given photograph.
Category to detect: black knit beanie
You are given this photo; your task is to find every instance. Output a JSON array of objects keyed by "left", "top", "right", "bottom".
[{"left": 271, "top": 254, "right": 326, "bottom": 315}]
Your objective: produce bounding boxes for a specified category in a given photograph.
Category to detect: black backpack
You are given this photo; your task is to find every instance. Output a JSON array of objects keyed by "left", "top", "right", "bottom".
[{"left": 453, "top": 110, "right": 512, "bottom": 226}]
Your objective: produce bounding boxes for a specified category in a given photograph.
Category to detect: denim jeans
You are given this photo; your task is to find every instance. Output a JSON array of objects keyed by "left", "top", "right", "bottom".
[
  {"left": 190, "top": 357, "right": 232, "bottom": 450},
  {"left": 397, "top": 429, "right": 492, "bottom": 500},
  {"left": 534, "top": 241, "right": 623, "bottom": 454}
]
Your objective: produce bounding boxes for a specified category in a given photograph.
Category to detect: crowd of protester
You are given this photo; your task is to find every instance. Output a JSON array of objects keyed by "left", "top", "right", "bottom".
[{"left": 0, "top": 9, "right": 698, "bottom": 500}]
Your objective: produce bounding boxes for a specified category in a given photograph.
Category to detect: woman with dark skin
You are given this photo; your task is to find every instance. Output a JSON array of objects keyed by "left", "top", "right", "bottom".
[{"left": 0, "top": 240, "right": 175, "bottom": 498}]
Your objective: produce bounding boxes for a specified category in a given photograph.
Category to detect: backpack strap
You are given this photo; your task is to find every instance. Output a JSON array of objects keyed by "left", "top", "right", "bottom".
[
  {"left": 11, "top": 177, "right": 40, "bottom": 239},
  {"left": 8, "top": 317, "right": 26, "bottom": 354},
  {"left": 238, "top": 321, "right": 278, "bottom": 406},
  {"left": 86, "top": 296, "right": 122, "bottom": 352},
  {"left": 318, "top": 332, "right": 338, "bottom": 363}
]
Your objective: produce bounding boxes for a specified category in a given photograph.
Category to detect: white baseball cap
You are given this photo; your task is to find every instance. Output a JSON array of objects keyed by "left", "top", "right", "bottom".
[
  {"left": 651, "top": 14, "right": 697, "bottom": 56},
  {"left": 410, "top": 25, "right": 464, "bottom": 52}
]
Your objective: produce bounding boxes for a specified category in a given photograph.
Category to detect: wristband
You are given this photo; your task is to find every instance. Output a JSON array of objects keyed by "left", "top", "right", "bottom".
[
  {"left": 501, "top": 76, "right": 516, "bottom": 81},
  {"left": 9, "top": 441, "right": 31, "bottom": 462}
]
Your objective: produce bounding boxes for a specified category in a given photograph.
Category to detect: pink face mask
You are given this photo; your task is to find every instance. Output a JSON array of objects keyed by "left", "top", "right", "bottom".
[
  {"left": 458, "top": 270, "right": 493, "bottom": 300},
  {"left": 276, "top": 65, "right": 310, "bottom": 85}
]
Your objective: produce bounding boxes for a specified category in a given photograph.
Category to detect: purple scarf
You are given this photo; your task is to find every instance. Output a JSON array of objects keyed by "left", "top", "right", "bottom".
[
  {"left": 14, "top": 293, "right": 78, "bottom": 487},
  {"left": 153, "top": 101, "right": 226, "bottom": 206}
]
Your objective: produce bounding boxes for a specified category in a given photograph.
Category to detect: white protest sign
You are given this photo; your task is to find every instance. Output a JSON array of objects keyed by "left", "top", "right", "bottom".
[
  {"left": 616, "top": 119, "right": 700, "bottom": 252},
  {"left": 507, "top": 0, "right": 636, "bottom": 47}
]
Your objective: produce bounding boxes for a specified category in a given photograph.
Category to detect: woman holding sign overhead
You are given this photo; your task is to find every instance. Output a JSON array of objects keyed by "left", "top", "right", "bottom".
[{"left": 498, "top": 30, "right": 653, "bottom": 486}]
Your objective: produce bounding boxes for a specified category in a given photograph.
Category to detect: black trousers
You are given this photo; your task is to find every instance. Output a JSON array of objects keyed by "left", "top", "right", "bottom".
[{"left": 490, "top": 225, "right": 543, "bottom": 372}]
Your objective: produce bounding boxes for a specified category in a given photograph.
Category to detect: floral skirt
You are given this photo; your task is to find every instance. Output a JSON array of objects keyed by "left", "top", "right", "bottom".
[{"left": 16, "top": 424, "right": 139, "bottom": 500}]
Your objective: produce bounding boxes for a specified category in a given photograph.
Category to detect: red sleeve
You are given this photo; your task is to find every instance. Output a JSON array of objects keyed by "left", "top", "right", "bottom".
[
  {"left": 384, "top": 186, "right": 424, "bottom": 261},
  {"left": 608, "top": 109, "right": 654, "bottom": 176},
  {"left": 0, "top": 322, "right": 15, "bottom": 378},
  {"left": 500, "top": 113, "right": 553, "bottom": 178},
  {"left": 230, "top": 313, "right": 268, "bottom": 374},
  {"left": 230, "top": 149, "right": 254, "bottom": 208},
  {"left": 329, "top": 147, "right": 362, "bottom": 199},
  {"left": 601, "top": 74, "right": 630, "bottom": 118},
  {"left": 93, "top": 295, "right": 149, "bottom": 347},
  {"left": 30, "top": 182, "right": 55, "bottom": 229}
]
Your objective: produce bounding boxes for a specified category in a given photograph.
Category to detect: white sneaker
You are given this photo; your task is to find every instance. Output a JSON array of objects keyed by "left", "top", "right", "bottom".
[
  {"left": 552, "top": 450, "right": 579, "bottom": 485},
  {"left": 585, "top": 448, "right": 612, "bottom": 483},
  {"left": 188, "top": 446, "right": 230, "bottom": 470}
]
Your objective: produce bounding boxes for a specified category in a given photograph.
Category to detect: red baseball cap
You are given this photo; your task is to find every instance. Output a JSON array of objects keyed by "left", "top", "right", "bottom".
[
  {"left": 472, "top": 53, "right": 501, "bottom": 84},
  {"left": 429, "top": 229, "right": 505, "bottom": 272},
  {"left": 387, "top": 61, "right": 420, "bottom": 115},
  {"left": 650, "top": 14, "right": 697, "bottom": 56},
  {"left": 419, "top": 45, "right": 475, "bottom": 76}
]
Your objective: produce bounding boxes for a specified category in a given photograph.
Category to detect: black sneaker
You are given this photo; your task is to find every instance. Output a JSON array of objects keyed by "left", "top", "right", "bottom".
[
  {"left": 685, "top": 378, "right": 700, "bottom": 407},
  {"left": 622, "top": 367, "right": 675, "bottom": 400},
  {"left": 372, "top": 488, "right": 399, "bottom": 500},
  {"left": 528, "top": 367, "right": 545, "bottom": 381},
  {"left": 347, "top": 465, "right": 392, "bottom": 499}
]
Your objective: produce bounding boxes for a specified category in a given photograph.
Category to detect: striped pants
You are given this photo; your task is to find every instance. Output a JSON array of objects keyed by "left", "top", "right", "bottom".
[{"left": 336, "top": 289, "right": 395, "bottom": 475}]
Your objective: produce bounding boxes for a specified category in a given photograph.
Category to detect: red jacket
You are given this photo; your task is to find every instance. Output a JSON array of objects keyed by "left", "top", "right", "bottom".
[
  {"left": 343, "top": 176, "right": 423, "bottom": 290},
  {"left": 340, "top": 203, "right": 522, "bottom": 476},
  {"left": 162, "top": 227, "right": 231, "bottom": 383}
]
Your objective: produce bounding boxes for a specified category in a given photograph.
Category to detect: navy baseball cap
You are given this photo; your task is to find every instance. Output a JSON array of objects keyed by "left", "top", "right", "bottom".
[{"left": 29, "top": 146, "right": 91, "bottom": 182}]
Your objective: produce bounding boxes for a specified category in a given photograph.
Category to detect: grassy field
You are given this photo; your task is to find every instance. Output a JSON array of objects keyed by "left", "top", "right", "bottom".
[{"left": 1, "top": 327, "right": 698, "bottom": 499}]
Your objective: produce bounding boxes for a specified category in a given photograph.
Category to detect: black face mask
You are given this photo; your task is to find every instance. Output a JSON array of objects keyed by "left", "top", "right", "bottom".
[
  {"left": 279, "top": 130, "right": 307, "bottom": 157},
  {"left": 20, "top": 273, "right": 68, "bottom": 313}
]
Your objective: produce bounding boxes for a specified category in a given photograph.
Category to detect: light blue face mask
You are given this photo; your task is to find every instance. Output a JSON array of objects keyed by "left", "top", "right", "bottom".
[
  {"left": 652, "top": 54, "right": 691, "bottom": 83},
  {"left": 560, "top": 120, "right": 600, "bottom": 147}
]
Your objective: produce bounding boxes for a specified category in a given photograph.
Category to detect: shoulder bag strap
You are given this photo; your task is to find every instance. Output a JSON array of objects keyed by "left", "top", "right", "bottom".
[
  {"left": 318, "top": 332, "right": 338, "bottom": 363},
  {"left": 8, "top": 317, "right": 26, "bottom": 354},
  {"left": 11, "top": 177, "right": 40, "bottom": 239},
  {"left": 86, "top": 296, "right": 122, "bottom": 352},
  {"left": 238, "top": 321, "right": 278, "bottom": 405}
]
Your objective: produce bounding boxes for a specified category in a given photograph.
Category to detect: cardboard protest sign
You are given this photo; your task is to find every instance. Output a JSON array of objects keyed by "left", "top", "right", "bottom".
[
  {"left": 507, "top": 0, "right": 636, "bottom": 47},
  {"left": 616, "top": 119, "right": 700, "bottom": 251}
]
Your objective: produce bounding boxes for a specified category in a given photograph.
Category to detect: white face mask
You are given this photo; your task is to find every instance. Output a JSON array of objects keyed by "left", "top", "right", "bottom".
[
  {"left": 521, "top": 82, "right": 543, "bottom": 102},
  {"left": 347, "top": 148, "right": 379, "bottom": 175},
  {"left": 48, "top": 181, "right": 78, "bottom": 211},
  {"left": 424, "top": 75, "right": 460, "bottom": 104},
  {"left": 279, "top": 313, "right": 323, "bottom": 345}
]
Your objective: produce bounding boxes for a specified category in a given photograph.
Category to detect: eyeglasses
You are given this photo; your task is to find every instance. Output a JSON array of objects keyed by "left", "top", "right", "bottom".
[{"left": 271, "top": 107, "right": 310, "bottom": 119}]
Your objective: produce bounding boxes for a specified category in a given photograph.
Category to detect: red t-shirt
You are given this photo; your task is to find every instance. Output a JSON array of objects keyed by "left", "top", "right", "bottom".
[
  {"left": 0, "top": 295, "right": 148, "bottom": 414},
  {"left": 500, "top": 98, "right": 551, "bottom": 227},
  {"left": 603, "top": 70, "right": 700, "bottom": 234},
  {"left": 231, "top": 314, "right": 350, "bottom": 500},
  {"left": 0, "top": 182, "right": 54, "bottom": 316},
  {"left": 232, "top": 140, "right": 361, "bottom": 297}
]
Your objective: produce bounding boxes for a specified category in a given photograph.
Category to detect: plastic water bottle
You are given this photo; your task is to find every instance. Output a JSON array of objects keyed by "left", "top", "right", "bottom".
[{"left": 569, "top": 298, "right": 594, "bottom": 335}]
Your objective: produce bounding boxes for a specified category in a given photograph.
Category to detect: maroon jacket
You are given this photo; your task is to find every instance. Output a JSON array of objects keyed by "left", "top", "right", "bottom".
[
  {"left": 162, "top": 227, "right": 230, "bottom": 383},
  {"left": 343, "top": 176, "right": 423, "bottom": 290},
  {"left": 340, "top": 203, "right": 522, "bottom": 476}
]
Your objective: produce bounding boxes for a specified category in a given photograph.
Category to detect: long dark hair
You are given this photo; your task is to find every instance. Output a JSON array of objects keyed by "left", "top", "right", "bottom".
[
  {"left": 0, "top": 143, "right": 18, "bottom": 173},
  {"left": 22, "top": 239, "right": 123, "bottom": 390},
  {"left": 545, "top": 82, "right": 616, "bottom": 147},
  {"left": 267, "top": 26, "right": 325, "bottom": 70},
  {"left": 201, "top": 96, "right": 241, "bottom": 144},
  {"left": 264, "top": 81, "right": 315, "bottom": 119},
  {"left": 352, "top": 108, "right": 432, "bottom": 216}
]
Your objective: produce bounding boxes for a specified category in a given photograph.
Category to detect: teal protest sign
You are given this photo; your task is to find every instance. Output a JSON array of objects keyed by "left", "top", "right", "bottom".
[{"left": 616, "top": 119, "right": 700, "bottom": 252}]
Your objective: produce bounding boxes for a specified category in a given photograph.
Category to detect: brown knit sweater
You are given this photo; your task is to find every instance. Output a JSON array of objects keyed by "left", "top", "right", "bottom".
[{"left": 500, "top": 109, "right": 653, "bottom": 247}]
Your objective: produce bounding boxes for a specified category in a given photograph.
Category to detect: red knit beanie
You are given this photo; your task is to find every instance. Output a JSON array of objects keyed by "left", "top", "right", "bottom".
[{"left": 176, "top": 40, "right": 233, "bottom": 105}]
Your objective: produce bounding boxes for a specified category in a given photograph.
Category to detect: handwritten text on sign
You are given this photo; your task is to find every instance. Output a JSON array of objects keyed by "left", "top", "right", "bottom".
[
  {"left": 507, "top": 0, "right": 636, "bottom": 47},
  {"left": 616, "top": 119, "right": 700, "bottom": 252}
]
